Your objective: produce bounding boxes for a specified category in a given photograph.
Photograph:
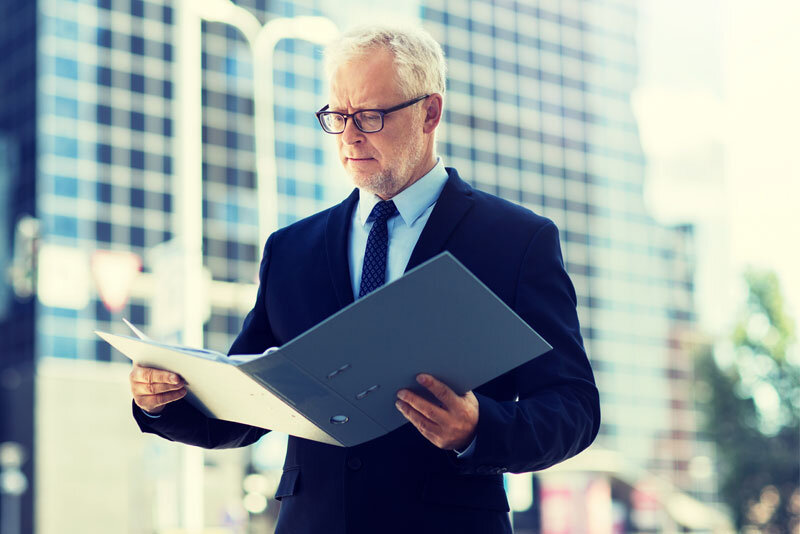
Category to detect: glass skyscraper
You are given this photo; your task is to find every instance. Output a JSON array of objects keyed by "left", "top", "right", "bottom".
[{"left": 0, "top": 0, "right": 715, "bottom": 531}]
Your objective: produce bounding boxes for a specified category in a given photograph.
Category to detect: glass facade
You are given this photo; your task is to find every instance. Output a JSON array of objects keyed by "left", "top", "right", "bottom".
[
  {"left": 33, "top": 0, "right": 333, "bottom": 361},
  {"left": 0, "top": 0, "right": 712, "bottom": 530},
  {"left": 421, "top": 0, "right": 707, "bottom": 504}
]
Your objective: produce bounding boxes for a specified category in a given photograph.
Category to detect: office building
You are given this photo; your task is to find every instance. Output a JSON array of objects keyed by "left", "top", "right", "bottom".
[{"left": 0, "top": 0, "right": 718, "bottom": 531}]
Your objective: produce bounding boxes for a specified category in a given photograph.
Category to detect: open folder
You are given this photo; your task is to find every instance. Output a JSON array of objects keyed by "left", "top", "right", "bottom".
[{"left": 97, "top": 252, "right": 552, "bottom": 447}]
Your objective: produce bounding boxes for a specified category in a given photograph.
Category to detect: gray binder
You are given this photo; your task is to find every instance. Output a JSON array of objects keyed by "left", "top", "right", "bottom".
[{"left": 98, "top": 252, "right": 552, "bottom": 447}]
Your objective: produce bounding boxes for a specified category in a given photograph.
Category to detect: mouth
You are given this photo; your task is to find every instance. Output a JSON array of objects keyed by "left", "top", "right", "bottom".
[{"left": 347, "top": 157, "right": 376, "bottom": 166}]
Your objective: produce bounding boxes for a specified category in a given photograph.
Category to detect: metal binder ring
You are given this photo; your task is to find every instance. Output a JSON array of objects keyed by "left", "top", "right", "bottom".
[
  {"left": 355, "top": 385, "right": 380, "bottom": 400},
  {"left": 326, "top": 363, "right": 351, "bottom": 379}
]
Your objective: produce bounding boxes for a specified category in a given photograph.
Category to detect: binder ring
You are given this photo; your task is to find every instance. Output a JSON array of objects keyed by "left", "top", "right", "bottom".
[
  {"left": 355, "top": 385, "right": 380, "bottom": 400},
  {"left": 327, "top": 363, "right": 351, "bottom": 379}
]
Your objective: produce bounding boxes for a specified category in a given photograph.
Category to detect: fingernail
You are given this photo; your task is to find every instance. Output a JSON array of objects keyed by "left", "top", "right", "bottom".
[
  {"left": 416, "top": 374, "right": 429, "bottom": 385},
  {"left": 397, "top": 390, "right": 408, "bottom": 401},
  {"left": 170, "top": 375, "right": 179, "bottom": 384},
  {"left": 395, "top": 401, "right": 403, "bottom": 411}
]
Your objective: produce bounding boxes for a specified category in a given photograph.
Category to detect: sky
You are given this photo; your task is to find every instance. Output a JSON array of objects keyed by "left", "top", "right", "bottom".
[{"left": 635, "top": 0, "right": 800, "bottom": 334}]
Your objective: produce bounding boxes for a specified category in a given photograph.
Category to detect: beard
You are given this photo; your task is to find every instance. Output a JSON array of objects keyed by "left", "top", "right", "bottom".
[{"left": 348, "top": 129, "right": 426, "bottom": 199}]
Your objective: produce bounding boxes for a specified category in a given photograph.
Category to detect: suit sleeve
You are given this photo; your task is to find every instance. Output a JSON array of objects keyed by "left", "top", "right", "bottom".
[
  {"left": 457, "top": 221, "right": 600, "bottom": 473},
  {"left": 132, "top": 235, "right": 279, "bottom": 449}
]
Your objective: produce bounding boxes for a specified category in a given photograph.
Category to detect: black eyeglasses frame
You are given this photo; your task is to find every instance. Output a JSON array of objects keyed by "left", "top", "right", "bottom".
[{"left": 315, "top": 94, "right": 431, "bottom": 134}]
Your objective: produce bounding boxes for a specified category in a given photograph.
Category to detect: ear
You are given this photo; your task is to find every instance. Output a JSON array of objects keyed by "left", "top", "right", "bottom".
[{"left": 422, "top": 94, "right": 443, "bottom": 134}]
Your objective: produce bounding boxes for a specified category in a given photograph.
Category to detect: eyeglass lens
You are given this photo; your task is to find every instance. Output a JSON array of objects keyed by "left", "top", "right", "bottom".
[{"left": 321, "top": 111, "right": 383, "bottom": 133}]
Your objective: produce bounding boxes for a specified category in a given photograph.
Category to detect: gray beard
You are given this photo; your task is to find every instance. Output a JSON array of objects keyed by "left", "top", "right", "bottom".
[{"left": 353, "top": 135, "right": 425, "bottom": 198}]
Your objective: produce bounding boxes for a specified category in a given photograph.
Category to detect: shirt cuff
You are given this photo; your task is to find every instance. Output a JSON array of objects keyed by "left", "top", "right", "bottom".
[
  {"left": 140, "top": 407, "right": 162, "bottom": 419},
  {"left": 454, "top": 435, "right": 477, "bottom": 458}
]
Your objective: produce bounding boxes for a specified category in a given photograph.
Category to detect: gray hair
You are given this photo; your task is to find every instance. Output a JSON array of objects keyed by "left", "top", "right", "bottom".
[{"left": 324, "top": 25, "right": 447, "bottom": 99}]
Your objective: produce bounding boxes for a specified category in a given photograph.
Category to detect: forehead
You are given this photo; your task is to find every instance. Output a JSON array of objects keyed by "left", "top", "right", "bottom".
[{"left": 329, "top": 47, "right": 403, "bottom": 109}]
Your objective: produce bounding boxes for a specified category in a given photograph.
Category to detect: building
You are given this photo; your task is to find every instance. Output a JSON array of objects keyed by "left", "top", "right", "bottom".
[
  {"left": 420, "top": 0, "right": 722, "bottom": 530},
  {"left": 0, "top": 0, "right": 720, "bottom": 532}
]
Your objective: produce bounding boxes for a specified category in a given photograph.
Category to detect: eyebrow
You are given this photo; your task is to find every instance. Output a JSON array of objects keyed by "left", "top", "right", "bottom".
[{"left": 328, "top": 103, "right": 386, "bottom": 112}]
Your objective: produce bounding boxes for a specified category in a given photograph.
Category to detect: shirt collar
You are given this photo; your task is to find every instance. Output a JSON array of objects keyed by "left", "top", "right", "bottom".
[{"left": 356, "top": 158, "right": 449, "bottom": 227}]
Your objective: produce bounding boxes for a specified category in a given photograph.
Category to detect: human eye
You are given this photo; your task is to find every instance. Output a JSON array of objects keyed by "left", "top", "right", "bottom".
[
  {"left": 356, "top": 111, "right": 383, "bottom": 130},
  {"left": 322, "top": 113, "right": 345, "bottom": 130}
]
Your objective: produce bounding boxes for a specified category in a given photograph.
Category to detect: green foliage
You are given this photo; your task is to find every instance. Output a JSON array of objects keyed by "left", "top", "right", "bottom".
[{"left": 694, "top": 269, "right": 799, "bottom": 532}]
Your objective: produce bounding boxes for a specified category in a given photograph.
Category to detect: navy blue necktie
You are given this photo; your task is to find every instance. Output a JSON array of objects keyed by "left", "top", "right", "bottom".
[{"left": 359, "top": 200, "right": 398, "bottom": 298}]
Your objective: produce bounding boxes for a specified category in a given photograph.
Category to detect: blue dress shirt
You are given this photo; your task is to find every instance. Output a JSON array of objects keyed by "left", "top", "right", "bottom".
[{"left": 348, "top": 158, "right": 448, "bottom": 299}]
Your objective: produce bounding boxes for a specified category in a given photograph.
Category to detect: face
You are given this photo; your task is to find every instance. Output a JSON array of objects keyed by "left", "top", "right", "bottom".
[{"left": 329, "top": 48, "right": 436, "bottom": 199}]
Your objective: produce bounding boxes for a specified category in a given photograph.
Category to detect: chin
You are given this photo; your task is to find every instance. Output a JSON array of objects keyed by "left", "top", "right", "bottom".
[{"left": 350, "top": 170, "right": 400, "bottom": 198}]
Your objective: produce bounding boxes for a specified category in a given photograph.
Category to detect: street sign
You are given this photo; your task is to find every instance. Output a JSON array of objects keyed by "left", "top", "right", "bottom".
[{"left": 91, "top": 250, "right": 142, "bottom": 313}]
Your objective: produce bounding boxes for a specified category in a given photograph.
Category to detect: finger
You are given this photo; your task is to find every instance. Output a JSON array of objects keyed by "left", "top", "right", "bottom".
[
  {"left": 131, "top": 364, "right": 183, "bottom": 385},
  {"left": 397, "top": 389, "right": 448, "bottom": 423},
  {"left": 136, "top": 388, "right": 187, "bottom": 411},
  {"left": 132, "top": 380, "right": 186, "bottom": 396},
  {"left": 416, "top": 374, "right": 458, "bottom": 406},
  {"left": 151, "top": 388, "right": 187, "bottom": 408},
  {"left": 396, "top": 399, "right": 443, "bottom": 447}
]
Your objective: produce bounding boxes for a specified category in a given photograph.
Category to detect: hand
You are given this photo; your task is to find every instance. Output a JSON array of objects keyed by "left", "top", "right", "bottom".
[
  {"left": 395, "top": 373, "right": 479, "bottom": 450},
  {"left": 130, "top": 363, "right": 187, "bottom": 415}
]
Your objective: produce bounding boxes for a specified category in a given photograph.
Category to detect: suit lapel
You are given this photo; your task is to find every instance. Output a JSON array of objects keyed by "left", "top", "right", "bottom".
[
  {"left": 325, "top": 188, "right": 359, "bottom": 309},
  {"left": 405, "top": 167, "right": 474, "bottom": 272}
]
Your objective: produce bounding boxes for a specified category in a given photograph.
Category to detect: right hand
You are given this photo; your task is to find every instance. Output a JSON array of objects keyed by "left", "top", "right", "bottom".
[{"left": 130, "top": 363, "right": 187, "bottom": 415}]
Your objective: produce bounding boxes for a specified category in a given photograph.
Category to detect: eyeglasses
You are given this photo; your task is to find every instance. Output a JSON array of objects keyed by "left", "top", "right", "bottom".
[{"left": 315, "top": 94, "right": 430, "bottom": 134}]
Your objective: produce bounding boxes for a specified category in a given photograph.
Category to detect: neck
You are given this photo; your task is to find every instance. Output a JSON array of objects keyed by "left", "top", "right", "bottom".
[{"left": 377, "top": 153, "right": 438, "bottom": 201}]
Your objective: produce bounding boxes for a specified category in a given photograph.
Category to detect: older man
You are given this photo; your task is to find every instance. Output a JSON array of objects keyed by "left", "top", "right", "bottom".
[{"left": 130, "top": 25, "right": 600, "bottom": 533}]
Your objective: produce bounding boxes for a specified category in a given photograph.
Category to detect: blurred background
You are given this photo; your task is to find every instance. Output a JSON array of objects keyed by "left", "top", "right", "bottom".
[{"left": 0, "top": 0, "right": 797, "bottom": 532}]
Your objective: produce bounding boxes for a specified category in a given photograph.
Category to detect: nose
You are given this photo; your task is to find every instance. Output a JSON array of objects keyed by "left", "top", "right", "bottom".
[{"left": 341, "top": 116, "right": 364, "bottom": 146}]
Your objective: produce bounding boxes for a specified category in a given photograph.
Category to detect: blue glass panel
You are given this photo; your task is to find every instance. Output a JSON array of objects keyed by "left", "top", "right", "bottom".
[
  {"left": 96, "top": 221, "right": 111, "bottom": 242},
  {"left": 129, "top": 303, "right": 145, "bottom": 324},
  {"left": 131, "top": 35, "right": 145, "bottom": 55},
  {"left": 96, "top": 143, "right": 112, "bottom": 164},
  {"left": 52, "top": 215, "right": 78, "bottom": 237},
  {"left": 130, "top": 226, "right": 145, "bottom": 247},
  {"left": 130, "top": 149, "right": 145, "bottom": 169},
  {"left": 55, "top": 57, "right": 79, "bottom": 79},
  {"left": 225, "top": 57, "right": 237, "bottom": 76},
  {"left": 97, "top": 182, "right": 112, "bottom": 203},
  {"left": 54, "top": 175, "right": 79, "bottom": 197},
  {"left": 49, "top": 306, "right": 78, "bottom": 319},
  {"left": 131, "top": 111, "right": 145, "bottom": 131},
  {"left": 97, "top": 104, "right": 112, "bottom": 124},
  {"left": 55, "top": 18, "right": 79, "bottom": 40},
  {"left": 97, "top": 28, "right": 112, "bottom": 48},
  {"left": 52, "top": 335, "right": 78, "bottom": 359},
  {"left": 131, "top": 73, "right": 145, "bottom": 93},
  {"left": 55, "top": 96, "right": 78, "bottom": 118},
  {"left": 131, "top": 0, "right": 144, "bottom": 17},
  {"left": 53, "top": 136, "right": 78, "bottom": 158},
  {"left": 97, "top": 66, "right": 112, "bottom": 86},
  {"left": 130, "top": 187, "right": 145, "bottom": 208}
]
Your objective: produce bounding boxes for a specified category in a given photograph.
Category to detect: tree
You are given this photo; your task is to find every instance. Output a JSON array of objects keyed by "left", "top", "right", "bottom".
[{"left": 694, "top": 269, "right": 799, "bottom": 532}]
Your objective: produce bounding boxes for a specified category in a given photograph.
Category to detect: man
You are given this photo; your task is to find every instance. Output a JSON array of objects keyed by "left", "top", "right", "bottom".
[{"left": 130, "top": 25, "right": 600, "bottom": 533}]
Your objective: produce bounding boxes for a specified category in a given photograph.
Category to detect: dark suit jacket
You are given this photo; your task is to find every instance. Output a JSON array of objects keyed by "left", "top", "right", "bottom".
[{"left": 134, "top": 168, "right": 600, "bottom": 533}]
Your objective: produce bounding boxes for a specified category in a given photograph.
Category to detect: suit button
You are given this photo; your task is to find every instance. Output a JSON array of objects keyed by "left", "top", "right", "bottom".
[{"left": 347, "top": 457, "right": 362, "bottom": 471}]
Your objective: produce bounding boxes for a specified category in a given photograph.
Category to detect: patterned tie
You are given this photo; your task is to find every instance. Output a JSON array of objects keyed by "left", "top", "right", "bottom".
[{"left": 358, "top": 200, "right": 398, "bottom": 298}]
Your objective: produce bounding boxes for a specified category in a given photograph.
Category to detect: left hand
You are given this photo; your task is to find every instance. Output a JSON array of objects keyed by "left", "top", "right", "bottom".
[{"left": 395, "top": 374, "right": 479, "bottom": 450}]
